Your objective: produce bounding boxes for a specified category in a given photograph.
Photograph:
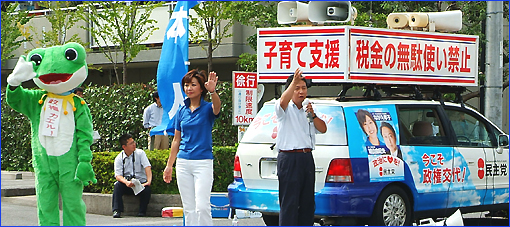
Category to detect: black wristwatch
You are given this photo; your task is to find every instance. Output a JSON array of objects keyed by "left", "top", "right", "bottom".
[{"left": 312, "top": 114, "right": 317, "bottom": 119}]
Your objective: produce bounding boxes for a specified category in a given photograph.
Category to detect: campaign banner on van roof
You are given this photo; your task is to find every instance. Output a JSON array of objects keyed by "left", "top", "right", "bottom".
[
  {"left": 257, "top": 27, "right": 349, "bottom": 83},
  {"left": 257, "top": 26, "right": 478, "bottom": 87},
  {"left": 349, "top": 26, "right": 479, "bottom": 86}
]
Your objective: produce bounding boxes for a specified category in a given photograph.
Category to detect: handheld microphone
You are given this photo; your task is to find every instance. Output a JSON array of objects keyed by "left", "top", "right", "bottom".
[{"left": 303, "top": 99, "right": 313, "bottom": 122}]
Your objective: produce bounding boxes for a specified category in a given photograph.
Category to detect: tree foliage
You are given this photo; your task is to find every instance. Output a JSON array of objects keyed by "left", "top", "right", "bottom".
[
  {"left": 236, "top": 53, "right": 258, "bottom": 72},
  {"left": 212, "top": 81, "right": 237, "bottom": 147},
  {"left": 231, "top": 1, "right": 280, "bottom": 72},
  {"left": 85, "top": 146, "right": 236, "bottom": 194},
  {"left": 1, "top": 2, "right": 33, "bottom": 65},
  {"left": 78, "top": 1, "right": 162, "bottom": 84},
  {"left": 1, "top": 88, "right": 33, "bottom": 171},
  {"left": 353, "top": 1, "right": 508, "bottom": 77},
  {"left": 232, "top": 1, "right": 280, "bottom": 51},
  {"left": 32, "top": 1, "right": 85, "bottom": 47},
  {"left": 189, "top": 1, "right": 239, "bottom": 73},
  {"left": 85, "top": 82, "right": 154, "bottom": 153},
  {"left": 1, "top": 81, "right": 238, "bottom": 172},
  {"left": 233, "top": 1, "right": 509, "bottom": 84}
]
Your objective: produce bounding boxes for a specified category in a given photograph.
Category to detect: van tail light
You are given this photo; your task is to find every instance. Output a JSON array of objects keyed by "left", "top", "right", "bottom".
[
  {"left": 234, "top": 155, "right": 242, "bottom": 178},
  {"left": 326, "top": 158, "right": 353, "bottom": 183}
]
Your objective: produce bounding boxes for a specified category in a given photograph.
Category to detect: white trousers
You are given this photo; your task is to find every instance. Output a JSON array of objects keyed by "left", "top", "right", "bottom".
[{"left": 176, "top": 158, "right": 214, "bottom": 226}]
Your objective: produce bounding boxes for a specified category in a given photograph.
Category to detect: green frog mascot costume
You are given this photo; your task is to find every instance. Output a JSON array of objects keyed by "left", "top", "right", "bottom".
[{"left": 6, "top": 42, "right": 97, "bottom": 226}]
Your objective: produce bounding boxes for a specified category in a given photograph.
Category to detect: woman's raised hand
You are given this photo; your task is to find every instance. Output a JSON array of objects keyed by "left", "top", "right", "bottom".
[{"left": 205, "top": 71, "right": 218, "bottom": 93}]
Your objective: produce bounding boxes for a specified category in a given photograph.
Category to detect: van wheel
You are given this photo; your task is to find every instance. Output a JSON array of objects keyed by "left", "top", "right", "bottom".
[
  {"left": 369, "top": 186, "right": 411, "bottom": 226},
  {"left": 262, "top": 214, "right": 279, "bottom": 226}
]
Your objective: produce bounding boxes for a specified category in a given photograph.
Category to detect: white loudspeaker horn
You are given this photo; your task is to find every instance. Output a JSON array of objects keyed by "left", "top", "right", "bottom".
[
  {"left": 387, "top": 13, "right": 410, "bottom": 29},
  {"left": 409, "top": 13, "right": 428, "bottom": 27},
  {"left": 277, "top": 1, "right": 309, "bottom": 24},
  {"left": 308, "top": 1, "right": 357, "bottom": 24},
  {"left": 437, "top": 209, "right": 464, "bottom": 226},
  {"left": 416, "top": 209, "right": 464, "bottom": 226},
  {"left": 409, "top": 10, "right": 462, "bottom": 32}
]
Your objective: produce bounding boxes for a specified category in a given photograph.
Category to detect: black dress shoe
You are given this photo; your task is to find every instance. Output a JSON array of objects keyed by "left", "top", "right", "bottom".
[
  {"left": 113, "top": 210, "right": 121, "bottom": 218},
  {"left": 137, "top": 212, "right": 146, "bottom": 217}
]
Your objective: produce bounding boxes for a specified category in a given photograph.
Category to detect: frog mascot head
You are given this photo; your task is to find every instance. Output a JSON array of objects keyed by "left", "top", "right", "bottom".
[
  {"left": 6, "top": 42, "right": 97, "bottom": 226},
  {"left": 30, "top": 42, "right": 88, "bottom": 94}
]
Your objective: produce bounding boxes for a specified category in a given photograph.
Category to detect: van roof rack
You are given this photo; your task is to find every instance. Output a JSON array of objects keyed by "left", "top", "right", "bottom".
[
  {"left": 333, "top": 84, "right": 466, "bottom": 106},
  {"left": 275, "top": 82, "right": 468, "bottom": 107}
]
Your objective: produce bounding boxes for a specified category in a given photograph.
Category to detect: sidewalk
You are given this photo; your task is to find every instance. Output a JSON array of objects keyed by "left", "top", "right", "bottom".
[
  {"left": 0, "top": 171, "right": 265, "bottom": 226},
  {"left": 1, "top": 171, "right": 183, "bottom": 216},
  {"left": 3, "top": 171, "right": 505, "bottom": 226},
  {"left": 2, "top": 201, "right": 265, "bottom": 226},
  {"left": 1, "top": 171, "right": 36, "bottom": 197}
]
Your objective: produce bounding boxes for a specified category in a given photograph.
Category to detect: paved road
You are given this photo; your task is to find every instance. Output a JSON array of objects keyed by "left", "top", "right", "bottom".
[
  {"left": 1, "top": 202, "right": 265, "bottom": 226},
  {"left": 1, "top": 171, "right": 265, "bottom": 226},
  {"left": 3, "top": 201, "right": 508, "bottom": 226},
  {"left": 1, "top": 171, "right": 507, "bottom": 226}
]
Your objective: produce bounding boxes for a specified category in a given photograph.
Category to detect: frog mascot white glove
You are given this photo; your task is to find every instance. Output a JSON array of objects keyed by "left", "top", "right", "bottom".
[{"left": 6, "top": 42, "right": 97, "bottom": 226}]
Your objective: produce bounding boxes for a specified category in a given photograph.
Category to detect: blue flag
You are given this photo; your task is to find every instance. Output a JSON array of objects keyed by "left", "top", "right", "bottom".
[{"left": 152, "top": 1, "right": 199, "bottom": 136}]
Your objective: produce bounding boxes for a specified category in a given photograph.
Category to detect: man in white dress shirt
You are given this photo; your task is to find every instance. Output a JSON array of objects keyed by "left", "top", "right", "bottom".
[
  {"left": 275, "top": 68, "right": 327, "bottom": 226},
  {"left": 143, "top": 91, "right": 169, "bottom": 150}
]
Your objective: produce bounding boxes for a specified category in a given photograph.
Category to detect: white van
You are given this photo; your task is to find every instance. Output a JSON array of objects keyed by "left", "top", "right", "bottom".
[{"left": 227, "top": 97, "right": 509, "bottom": 226}]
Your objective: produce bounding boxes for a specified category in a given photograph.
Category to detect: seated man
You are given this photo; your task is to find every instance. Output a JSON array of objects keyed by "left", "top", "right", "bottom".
[
  {"left": 451, "top": 112, "right": 479, "bottom": 140},
  {"left": 73, "top": 87, "right": 84, "bottom": 98},
  {"left": 410, "top": 121, "right": 434, "bottom": 145},
  {"left": 112, "top": 133, "right": 152, "bottom": 218}
]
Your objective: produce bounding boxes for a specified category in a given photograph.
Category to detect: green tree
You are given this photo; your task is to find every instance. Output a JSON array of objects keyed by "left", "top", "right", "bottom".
[
  {"left": 231, "top": 1, "right": 279, "bottom": 72},
  {"left": 78, "top": 1, "right": 162, "bottom": 84},
  {"left": 236, "top": 53, "right": 257, "bottom": 72},
  {"left": 32, "top": 1, "right": 85, "bottom": 47},
  {"left": 212, "top": 81, "right": 237, "bottom": 146},
  {"left": 1, "top": 2, "right": 33, "bottom": 65},
  {"left": 189, "top": 1, "right": 268, "bottom": 73},
  {"left": 379, "top": 1, "right": 439, "bottom": 13}
]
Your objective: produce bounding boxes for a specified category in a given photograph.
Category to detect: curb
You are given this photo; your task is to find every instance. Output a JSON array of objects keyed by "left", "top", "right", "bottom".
[
  {"left": 1, "top": 187, "right": 36, "bottom": 197},
  {"left": 83, "top": 193, "right": 183, "bottom": 217}
]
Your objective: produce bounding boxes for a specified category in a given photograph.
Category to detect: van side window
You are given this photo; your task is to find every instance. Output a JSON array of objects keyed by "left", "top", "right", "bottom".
[
  {"left": 398, "top": 108, "right": 449, "bottom": 146},
  {"left": 444, "top": 109, "right": 496, "bottom": 147}
]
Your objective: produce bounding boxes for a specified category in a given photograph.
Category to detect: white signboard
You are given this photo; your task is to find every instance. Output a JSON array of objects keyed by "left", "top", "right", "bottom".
[
  {"left": 257, "top": 27, "right": 349, "bottom": 83},
  {"left": 257, "top": 26, "right": 479, "bottom": 87},
  {"left": 349, "top": 26, "right": 479, "bottom": 86},
  {"left": 233, "top": 72, "right": 258, "bottom": 125}
]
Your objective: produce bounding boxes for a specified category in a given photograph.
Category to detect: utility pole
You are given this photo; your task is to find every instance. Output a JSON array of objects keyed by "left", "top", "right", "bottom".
[{"left": 484, "top": 1, "right": 504, "bottom": 129}]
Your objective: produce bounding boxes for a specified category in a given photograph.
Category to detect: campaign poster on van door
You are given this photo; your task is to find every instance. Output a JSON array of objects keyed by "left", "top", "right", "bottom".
[
  {"left": 232, "top": 72, "right": 258, "bottom": 126},
  {"left": 344, "top": 105, "right": 404, "bottom": 182}
]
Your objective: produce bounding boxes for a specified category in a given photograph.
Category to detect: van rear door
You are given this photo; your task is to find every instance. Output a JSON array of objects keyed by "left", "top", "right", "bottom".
[{"left": 238, "top": 100, "right": 347, "bottom": 192}]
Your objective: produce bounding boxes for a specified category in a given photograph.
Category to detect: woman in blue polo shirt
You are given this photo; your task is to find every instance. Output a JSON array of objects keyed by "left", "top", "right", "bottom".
[{"left": 163, "top": 69, "right": 221, "bottom": 226}]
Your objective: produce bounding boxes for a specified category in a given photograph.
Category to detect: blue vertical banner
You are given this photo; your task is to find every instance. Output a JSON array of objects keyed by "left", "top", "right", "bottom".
[{"left": 152, "top": 1, "right": 200, "bottom": 136}]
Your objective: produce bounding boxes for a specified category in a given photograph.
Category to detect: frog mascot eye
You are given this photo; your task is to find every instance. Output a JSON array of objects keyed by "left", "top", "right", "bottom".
[
  {"left": 5, "top": 42, "right": 96, "bottom": 226},
  {"left": 30, "top": 53, "right": 43, "bottom": 66},
  {"left": 65, "top": 48, "right": 78, "bottom": 61}
]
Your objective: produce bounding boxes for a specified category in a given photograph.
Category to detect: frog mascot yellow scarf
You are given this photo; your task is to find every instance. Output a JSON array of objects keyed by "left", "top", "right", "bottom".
[{"left": 6, "top": 42, "right": 97, "bottom": 226}]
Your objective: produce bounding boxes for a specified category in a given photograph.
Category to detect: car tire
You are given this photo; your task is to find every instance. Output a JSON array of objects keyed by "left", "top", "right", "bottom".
[
  {"left": 369, "top": 185, "right": 412, "bottom": 226},
  {"left": 262, "top": 214, "right": 279, "bottom": 226}
]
